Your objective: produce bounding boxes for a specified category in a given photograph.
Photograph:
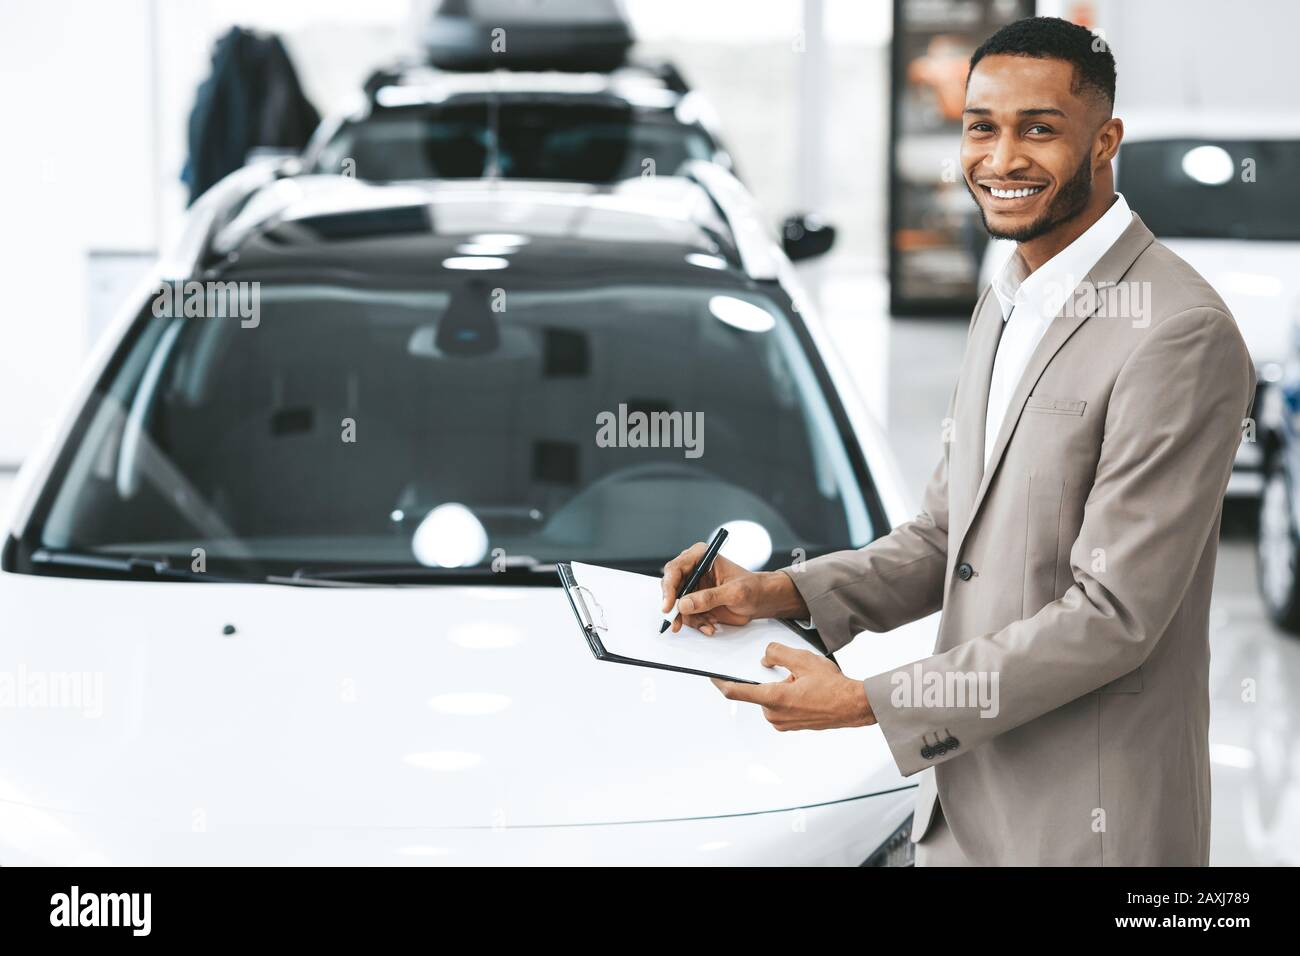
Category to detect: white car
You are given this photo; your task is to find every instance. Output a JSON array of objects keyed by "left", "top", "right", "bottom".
[
  {"left": 0, "top": 161, "right": 934, "bottom": 865},
  {"left": 980, "top": 112, "right": 1300, "bottom": 495}
]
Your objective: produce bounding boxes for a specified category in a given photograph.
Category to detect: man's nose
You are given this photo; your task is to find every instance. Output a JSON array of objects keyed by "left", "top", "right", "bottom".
[{"left": 984, "top": 133, "right": 1030, "bottom": 178}]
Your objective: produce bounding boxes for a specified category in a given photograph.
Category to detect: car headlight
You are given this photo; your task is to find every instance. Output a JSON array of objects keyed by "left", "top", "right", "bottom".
[{"left": 860, "top": 812, "right": 914, "bottom": 867}]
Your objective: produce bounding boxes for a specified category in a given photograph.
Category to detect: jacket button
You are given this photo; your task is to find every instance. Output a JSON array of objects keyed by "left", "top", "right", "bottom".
[
  {"left": 956, "top": 562, "right": 974, "bottom": 581},
  {"left": 920, "top": 744, "right": 935, "bottom": 760},
  {"left": 944, "top": 736, "right": 960, "bottom": 750}
]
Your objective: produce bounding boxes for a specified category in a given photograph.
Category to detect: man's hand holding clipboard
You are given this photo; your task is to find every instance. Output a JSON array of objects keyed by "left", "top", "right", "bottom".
[{"left": 660, "top": 539, "right": 878, "bottom": 732}]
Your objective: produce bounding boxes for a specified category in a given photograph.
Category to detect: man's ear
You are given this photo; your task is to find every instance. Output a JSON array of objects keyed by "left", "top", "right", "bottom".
[{"left": 1095, "top": 116, "right": 1124, "bottom": 164}]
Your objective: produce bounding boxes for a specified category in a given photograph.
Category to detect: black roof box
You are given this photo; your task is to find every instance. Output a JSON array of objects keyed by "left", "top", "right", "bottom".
[{"left": 422, "top": 0, "right": 634, "bottom": 72}]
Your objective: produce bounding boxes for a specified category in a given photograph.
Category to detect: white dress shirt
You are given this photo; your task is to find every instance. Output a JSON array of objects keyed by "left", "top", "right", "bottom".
[{"left": 983, "top": 192, "right": 1133, "bottom": 468}]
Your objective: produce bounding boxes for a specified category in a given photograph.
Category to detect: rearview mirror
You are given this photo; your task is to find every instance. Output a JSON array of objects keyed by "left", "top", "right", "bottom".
[{"left": 780, "top": 213, "right": 836, "bottom": 261}]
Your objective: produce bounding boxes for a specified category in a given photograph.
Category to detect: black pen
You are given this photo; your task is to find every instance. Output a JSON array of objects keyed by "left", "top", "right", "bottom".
[{"left": 659, "top": 528, "right": 729, "bottom": 634}]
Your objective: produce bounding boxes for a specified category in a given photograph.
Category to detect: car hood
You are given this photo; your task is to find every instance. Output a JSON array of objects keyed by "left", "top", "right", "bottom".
[
  {"left": 0, "top": 572, "right": 933, "bottom": 834},
  {"left": 1160, "top": 238, "right": 1300, "bottom": 366}
]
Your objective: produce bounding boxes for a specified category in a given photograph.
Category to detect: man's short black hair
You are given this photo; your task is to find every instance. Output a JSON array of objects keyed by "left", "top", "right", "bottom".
[{"left": 969, "top": 16, "right": 1116, "bottom": 110}]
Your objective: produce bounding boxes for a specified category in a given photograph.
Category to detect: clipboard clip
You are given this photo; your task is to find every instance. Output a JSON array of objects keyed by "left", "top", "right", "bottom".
[{"left": 571, "top": 585, "right": 609, "bottom": 633}]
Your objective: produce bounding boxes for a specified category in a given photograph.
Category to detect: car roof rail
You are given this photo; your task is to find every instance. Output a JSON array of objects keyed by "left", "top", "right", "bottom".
[
  {"left": 363, "top": 67, "right": 404, "bottom": 100},
  {"left": 633, "top": 58, "right": 690, "bottom": 94},
  {"left": 158, "top": 157, "right": 299, "bottom": 280},
  {"left": 362, "top": 57, "right": 430, "bottom": 101},
  {"left": 682, "top": 160, "right": 781, "bottom": 281},
  {"left": 360, "top": 58, "right": 687, "bottom": 108}
]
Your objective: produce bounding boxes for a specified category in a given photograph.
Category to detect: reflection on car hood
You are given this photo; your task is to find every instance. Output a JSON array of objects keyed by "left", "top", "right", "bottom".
[{"left": 0, "top": 572, "right": 924, "bottom": 835}]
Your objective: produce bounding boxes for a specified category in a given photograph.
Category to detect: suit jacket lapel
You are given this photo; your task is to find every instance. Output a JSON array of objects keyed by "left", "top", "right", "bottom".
[
  {"left": 950, "top": 287, "right": 1003, "bottom": 536},
  {"left": 953, "top": 213, "right": 1157, "bottom": 560}
]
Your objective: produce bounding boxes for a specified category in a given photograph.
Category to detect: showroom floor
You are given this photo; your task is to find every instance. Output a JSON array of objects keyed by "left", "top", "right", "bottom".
[{"left": 0, "top": 309, "right": 1292, "bottom": 866}]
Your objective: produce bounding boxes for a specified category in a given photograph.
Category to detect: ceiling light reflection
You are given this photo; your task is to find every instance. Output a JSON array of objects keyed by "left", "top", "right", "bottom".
[
  {"left": 455, "top": 242, "right": 518, "bottom": 256},
  {"left": 708, "top": 295, "right": 776, "bottom": 332},
  {"left": 412, "top": 503, "right": 490, "bottom": 569},
  {"left": 469, "top": 233, "right": 529, "bottom": 246},
  {"left": 686, "top": 253, "right": 728, "bottom": 270},
  {"left": 715, "top": 519, "right": 773, "bottom": 570},
  {"left": 442, "top": 256, "right": 510, "bottom": 271},
  {"left": 1181, "top": 144, "right": 1234, "bottom": 185}
]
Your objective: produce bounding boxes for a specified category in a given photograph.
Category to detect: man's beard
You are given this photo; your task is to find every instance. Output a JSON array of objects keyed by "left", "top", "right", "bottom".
[{"left": 968, "top": 153, "right": 1093, "bottom": 242}]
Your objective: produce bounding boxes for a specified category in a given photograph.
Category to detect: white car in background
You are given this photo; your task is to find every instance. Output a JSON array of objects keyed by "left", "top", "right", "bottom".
[
  {"left": 981, "top": 112, "right": 1300, "bottom": 496},
  {"left": 0, "top": 161, "right": 933, "bottom": 865}
]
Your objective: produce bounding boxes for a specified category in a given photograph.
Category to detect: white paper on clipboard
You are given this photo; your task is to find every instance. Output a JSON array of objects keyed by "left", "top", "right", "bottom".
[{"left": 568, "top": 561, "right": 826, "bottom": 684}]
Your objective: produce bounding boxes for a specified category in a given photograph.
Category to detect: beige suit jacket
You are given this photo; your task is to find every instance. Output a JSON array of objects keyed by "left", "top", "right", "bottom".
[{"left": 786, "top": 213, "right": 1255, "bottom": 865}]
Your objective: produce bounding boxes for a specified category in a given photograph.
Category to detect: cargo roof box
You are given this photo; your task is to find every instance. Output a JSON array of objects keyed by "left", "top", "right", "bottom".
[{"left": 422, "top": 0, "right": 634, "bottom": 72}]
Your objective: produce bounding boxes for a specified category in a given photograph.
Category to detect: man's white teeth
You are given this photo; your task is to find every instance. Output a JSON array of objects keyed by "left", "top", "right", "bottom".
[{"left": 990, "top": 186, "right": 1044, "bottom": 199}]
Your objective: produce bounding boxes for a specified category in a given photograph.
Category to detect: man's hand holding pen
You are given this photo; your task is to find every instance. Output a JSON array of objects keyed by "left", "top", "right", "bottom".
[
  {"left": 659, "top": 539, "right": 807, "bottom": 636},
  {"left": 659, "top": 540, "right": 876, "bottom": 731}
]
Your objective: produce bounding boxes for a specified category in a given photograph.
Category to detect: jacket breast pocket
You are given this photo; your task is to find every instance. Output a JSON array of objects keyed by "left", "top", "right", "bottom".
[
  {"left": 1025, "top": 395, "right": 1087, "bottom": 416},
  {"left": 1093, "top": 667, "right": 1144, "bottom": 693}
]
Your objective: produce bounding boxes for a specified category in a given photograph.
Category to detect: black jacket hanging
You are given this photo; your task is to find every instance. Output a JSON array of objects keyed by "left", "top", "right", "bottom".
[{"left": 183, "top": 26, "right": 320, "bottom": 205}]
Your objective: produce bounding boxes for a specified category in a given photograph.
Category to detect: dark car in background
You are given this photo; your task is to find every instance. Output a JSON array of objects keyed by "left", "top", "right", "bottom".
[
  {"left": 303, "top": 62, "right": 835, "bottom": 263},
  {"left": 310, "top": 0, "right": 720, "bottom": 185},
  {"left": 1258, "top": 336, "right": 1300, "bottom": 632},
  {"left": 305, "top": 63, "right": 733, "bottom": 185},
  {"left": 300, "top": 0, "right": 837, "bottom": 262}
]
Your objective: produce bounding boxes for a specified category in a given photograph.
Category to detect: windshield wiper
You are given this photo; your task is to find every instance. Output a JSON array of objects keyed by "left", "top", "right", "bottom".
[
  {"left": 28, "top": 548, "right": 566, "bottom": 587},
  {"left": 29, "top": 548, "right": 264, "bottom": 584},
  {"left": 29, "top": 548, "right": 380, "bottom": 587},
  {"left": 285, "top": 556, "right": 559, "bottom": 585}
]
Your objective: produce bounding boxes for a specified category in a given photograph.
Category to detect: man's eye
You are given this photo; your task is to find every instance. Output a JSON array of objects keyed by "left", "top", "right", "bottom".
[
  {"left": 1026, "top": 124, "right": 1053, "bottom": 135},
  {"left": 968, "top": 123, "right": 993, "bottom": 133}
]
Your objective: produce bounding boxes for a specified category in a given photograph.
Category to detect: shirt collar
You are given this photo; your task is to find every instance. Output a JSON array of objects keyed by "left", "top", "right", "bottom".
[{"left": 990, "top": 192, "right": 1132, "bottom": 323}]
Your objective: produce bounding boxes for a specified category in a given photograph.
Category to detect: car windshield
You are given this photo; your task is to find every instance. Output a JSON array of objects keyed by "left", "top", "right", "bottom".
[
  {"left": 22, "top": 279, "right": 875, "bottom": 580},
  {"left": 311, "top": 101, "right": 718, "bottom": 183},
  {"left": 1118, "top": 138, "right": 1300, "bottom": 241}
]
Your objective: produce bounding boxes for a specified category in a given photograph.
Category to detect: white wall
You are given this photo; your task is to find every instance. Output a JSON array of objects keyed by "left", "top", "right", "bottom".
[
  {"left": 0, "top": 0, "right": 157, "bottom": 464},
  {"left": 1096, "top": 0, "right": 1300, "bottom": 114},
  {"left": 629, "top": 0, "right": 892, "bottom": 275},
  {"left": 0, "top": 0, "right": 415, "bottom": 467}
]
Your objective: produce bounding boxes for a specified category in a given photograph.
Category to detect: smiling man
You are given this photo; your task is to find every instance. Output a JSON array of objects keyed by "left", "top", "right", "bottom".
[{"left": 660, "top": 17, "right": 1256, "bottom": 865}]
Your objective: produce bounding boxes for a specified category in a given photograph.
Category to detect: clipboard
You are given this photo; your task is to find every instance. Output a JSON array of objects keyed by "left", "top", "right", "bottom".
[{"left": 558, "top": 562, "right": 835, "bottom": 685}]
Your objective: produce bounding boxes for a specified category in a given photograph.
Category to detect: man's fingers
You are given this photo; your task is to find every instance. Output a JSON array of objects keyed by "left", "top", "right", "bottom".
[
  {"left": 707, "top": 606, "right": 752, "bottom": 628},
  {"left": 677, "top": 612, "right": 713, "bottom": 634},
  {"left": 672, "top": 608, "right": 747, "bottom": 635},
  {"left": 661, "top": 542, "right": 708, "bottom": 612},
  {"left": 677, "top": 613, "right": 717, "bottom": 636},
  {"left": 712, "top": 679, "right": 784, "bottom": 706},
  {"left": 761, "top": 642, "right": 817, "bottom": 672},
  {"left": 677, "top": 583, "right": 737, "bottom": 617},
  {"left": 671, "top": 610, "right": 711, "bottom": 633}
]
